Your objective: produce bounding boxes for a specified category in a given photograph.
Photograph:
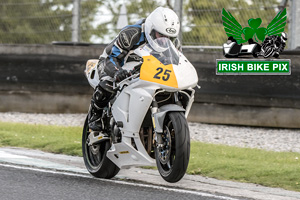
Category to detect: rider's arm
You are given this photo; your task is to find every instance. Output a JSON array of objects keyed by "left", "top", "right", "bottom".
[{"left": 104, "top": 26, "right": 143, "bottom": 77}]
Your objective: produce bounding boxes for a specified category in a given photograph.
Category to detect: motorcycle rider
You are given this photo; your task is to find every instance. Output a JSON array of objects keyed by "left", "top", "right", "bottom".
[
  {"left": 88, "top": 7, "right": 182, "bottom": 131},
  {"left": 260, "top": 32, "right": 287, "bottom": 58}
]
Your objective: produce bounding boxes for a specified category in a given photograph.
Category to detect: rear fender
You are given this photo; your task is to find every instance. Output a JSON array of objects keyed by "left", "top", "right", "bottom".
[{"left": 153, "top": 104, "right": 185, "bottom": 133}]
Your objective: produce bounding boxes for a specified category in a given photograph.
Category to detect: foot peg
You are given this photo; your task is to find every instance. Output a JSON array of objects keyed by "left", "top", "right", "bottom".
[{"left": 87, "top": 131, "right": 109, "bottom": 146}]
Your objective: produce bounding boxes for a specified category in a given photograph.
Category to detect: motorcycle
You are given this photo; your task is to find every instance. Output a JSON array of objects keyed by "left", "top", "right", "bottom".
[
  {"left": 260, "top": 36, "right": 282, "bottom": 58},
  {"left": 82, "top": 37, "right": 198, "bottom": 183},
  {"left": 223, "top": 37, "right": 260, "bottom": 58}
]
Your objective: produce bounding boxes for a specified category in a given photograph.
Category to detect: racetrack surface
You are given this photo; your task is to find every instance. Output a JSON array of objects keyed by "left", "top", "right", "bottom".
[
  {"left": 0, "top": 147, "right": 299, "bottom": 200},
  {"left": 1, "top": 165, "right": 224, "bottom": 200}
]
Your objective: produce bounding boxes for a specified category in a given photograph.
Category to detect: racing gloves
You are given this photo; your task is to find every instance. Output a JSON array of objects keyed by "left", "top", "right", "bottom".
[{"left": 114, "top": 69, "right": 130, "bottom": 82}]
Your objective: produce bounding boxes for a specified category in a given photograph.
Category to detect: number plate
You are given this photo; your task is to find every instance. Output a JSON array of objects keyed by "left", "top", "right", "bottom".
[{"left": 140, "top": 55, "right": 178, "bottom": 88}]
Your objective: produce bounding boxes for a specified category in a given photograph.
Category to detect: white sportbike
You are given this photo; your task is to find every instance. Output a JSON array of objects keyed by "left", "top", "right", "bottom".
[{"left": 83, "top": 38, "right": 198, "bottom": 183}]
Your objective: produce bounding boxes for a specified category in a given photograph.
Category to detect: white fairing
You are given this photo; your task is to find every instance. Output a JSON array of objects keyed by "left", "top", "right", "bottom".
[
  {"left": 174, "top": 54, "right": 198, "bottom": 89},
  {"left": 84, "top": 59, "right": 100, "bottom": 89},
  {"left": 108, "top": 83, "right": 158, "bottom": 167}
]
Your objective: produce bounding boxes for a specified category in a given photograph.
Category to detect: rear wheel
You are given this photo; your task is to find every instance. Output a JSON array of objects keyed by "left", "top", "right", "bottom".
[
  {"left": 155, "top": 112, "right": 190, "bottom": 183},
  {"left": 82, "top": 116, "right": 119, "bottom": 178}
]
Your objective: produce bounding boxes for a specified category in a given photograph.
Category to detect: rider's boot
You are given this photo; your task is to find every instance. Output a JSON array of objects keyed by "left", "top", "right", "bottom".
[
  {"left": 88, "top": 85, "right": 109, "bottom": 132},
  {"left": 88, "top": 105, "right": 103, "bottom": 132}
]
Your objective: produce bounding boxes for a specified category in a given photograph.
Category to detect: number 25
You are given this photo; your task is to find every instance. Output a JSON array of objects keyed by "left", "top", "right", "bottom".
[{"left": 153, "top": 67, "right": 171, "bottom": 81}]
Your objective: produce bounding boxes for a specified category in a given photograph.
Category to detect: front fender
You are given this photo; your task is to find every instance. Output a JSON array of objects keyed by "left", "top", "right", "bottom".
[{"left": 153, "top": 104, "right": 185, "bottom": 133}]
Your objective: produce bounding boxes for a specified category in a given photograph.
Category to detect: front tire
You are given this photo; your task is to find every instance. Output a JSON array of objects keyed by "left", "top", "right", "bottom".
[
  {"left": 82, "top": 116, "right": 119, "bottom": 178},
  {"left": 155, "top": 112, "right": 190, "bottom": 183}
]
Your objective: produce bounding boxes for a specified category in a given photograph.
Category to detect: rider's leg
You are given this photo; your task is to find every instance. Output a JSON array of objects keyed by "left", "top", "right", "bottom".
[{"left": 88, "top": 82, "right": 112, "bottom": 131}]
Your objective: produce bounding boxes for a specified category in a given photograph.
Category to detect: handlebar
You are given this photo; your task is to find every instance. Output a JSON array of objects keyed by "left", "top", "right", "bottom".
[{"left": 112, "top": 66, "right": 141, "bottom": 91}]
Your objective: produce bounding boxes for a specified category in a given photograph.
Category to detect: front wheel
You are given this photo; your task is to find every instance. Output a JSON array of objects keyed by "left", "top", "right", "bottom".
[
  {"left": 82, "top": 116, "right": 119, "bottom": 178},
  {"left": 155, "top": 112, "right": 190, "bottom": 183}
]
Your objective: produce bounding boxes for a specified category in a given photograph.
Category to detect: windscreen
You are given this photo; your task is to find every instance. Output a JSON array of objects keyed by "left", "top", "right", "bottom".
[{"left": 143, "top": 38, "right": 180, "bottom": 65}]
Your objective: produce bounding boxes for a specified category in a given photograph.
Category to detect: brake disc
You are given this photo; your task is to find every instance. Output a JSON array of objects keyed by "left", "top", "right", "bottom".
[{"left": 158, "top": 125, "right": 172, "bottom": 164}]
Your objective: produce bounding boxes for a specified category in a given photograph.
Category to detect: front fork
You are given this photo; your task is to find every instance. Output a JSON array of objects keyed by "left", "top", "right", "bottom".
[
  {"left": 151, "top": 99, "right": 163, "bottom": 147},
  {"left": 150, "top": 90, "right": 195, "bottom": 145},
  {"left": 151, "top": 92, "right": 182, "bottom": 147}
]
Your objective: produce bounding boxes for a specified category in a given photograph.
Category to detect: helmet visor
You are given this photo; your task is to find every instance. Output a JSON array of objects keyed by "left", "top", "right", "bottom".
[{"left": 148, "top": 30, "right": 177, "bottom": 52}]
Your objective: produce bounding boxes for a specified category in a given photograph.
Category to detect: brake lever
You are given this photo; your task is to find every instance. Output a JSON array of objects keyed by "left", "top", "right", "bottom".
[
  {"left": 130, "top": 63, "right": 142, "bottom": 74},
  {"left": 112, "top": 78, "right": 118, "bottom": 90},
  {"left": 113, "top": 73, "right": 140, "bottom": 91}
]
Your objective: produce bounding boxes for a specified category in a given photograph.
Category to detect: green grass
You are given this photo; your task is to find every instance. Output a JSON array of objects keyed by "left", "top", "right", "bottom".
[
  {"left": 188, "top": 141, "right": 300, "bottom": 192},
  {"left": 0, "top": 122, "right": 82, "bottom": 156},
  {"left": 0, "top": 121, "right": 300, "bottom": 192}
]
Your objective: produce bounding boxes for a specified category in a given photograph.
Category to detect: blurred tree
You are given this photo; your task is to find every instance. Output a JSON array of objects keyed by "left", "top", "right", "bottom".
[
  {"left": 126, "top": 0, "right": 164, "bottom": 24},
  {"left": 0, "top": 0, "right": 103, "bottom": 44},
  {"left": 88, "top": 0, "right": 126, "bottom": 44},
  {"left": 0, "top": 0, "right": 283, "bottom": 45},
  {"left": 80, "top": 0, "right": 108, "bottom": 43},
  {"left": 89, "top": 0, "right": 165, "bottom": 44},
  {"left": 184, "top": 0, "right": 280, "bottom": 45}
]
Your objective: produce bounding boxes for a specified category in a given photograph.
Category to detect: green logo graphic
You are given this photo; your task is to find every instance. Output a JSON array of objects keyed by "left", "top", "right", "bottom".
[{"left": 222, "top": 8, "right": 287, "bottom": 44}]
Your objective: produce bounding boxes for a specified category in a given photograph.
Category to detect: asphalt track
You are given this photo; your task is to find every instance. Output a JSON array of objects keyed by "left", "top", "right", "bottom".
[
  {"left": 0, "top": 147, "right": 299, "bottom": 200},
  {"left": 0, "top": 164, "right": 241, "bottom": 200}
]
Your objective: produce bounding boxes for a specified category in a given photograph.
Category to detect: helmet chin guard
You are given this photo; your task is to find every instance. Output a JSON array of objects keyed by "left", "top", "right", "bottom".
[{"left": 145, "top": 7, "right": 180, "bottom": 52}]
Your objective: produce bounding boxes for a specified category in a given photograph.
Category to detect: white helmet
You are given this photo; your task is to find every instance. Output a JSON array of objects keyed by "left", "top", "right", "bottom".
[
  {"left": 280, "top": 32, "right": 287, "bottom": 43},
  {"left": 145, "top": 7, "right": 180, "bottom": 52}
]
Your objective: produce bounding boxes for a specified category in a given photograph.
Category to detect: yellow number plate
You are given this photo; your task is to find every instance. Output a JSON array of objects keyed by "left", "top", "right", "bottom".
[{"left": 140, "top": 55, "right": 178, "bottom": 88}]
